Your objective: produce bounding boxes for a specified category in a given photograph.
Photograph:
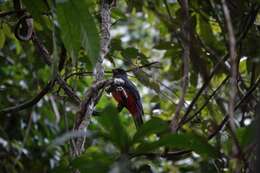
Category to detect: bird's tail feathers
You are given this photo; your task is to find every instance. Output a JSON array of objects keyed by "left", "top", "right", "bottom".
[{"left": 134, "top": 113, "right": 143, "bottom": 128}]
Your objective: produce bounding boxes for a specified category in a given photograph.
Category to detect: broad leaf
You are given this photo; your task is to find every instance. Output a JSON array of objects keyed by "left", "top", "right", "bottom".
[
  {"left": 236, "top": 124, "right": 256, "bottom": 148},
  {"left": 57, "top": 0, "right": 100, "bottom": 65},
  {"left": 22, "top": 0, "right": 48, "bottom": 22},
  {"left": 121, "top": 47, "right": 139, "bottom": 59},
  {"left": 133, "top": 117, "right": 169, "bottom": 143},
  {"left": 72, "top": 147, "right": 114, "bottom": 173},
  {"left": 111, "top": 8, "right": 127, "bottom": 20},
  {"left": 96, "top": 104, "right": 131, "bottom": 152},
  {"left": 135, "top": 133, "right": 219, "bottom": 158}
]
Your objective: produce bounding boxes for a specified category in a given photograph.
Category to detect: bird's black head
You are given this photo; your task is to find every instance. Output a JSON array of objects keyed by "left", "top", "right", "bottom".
[{"left": 112, "top": 68, "right": 127, "bottom": 78}]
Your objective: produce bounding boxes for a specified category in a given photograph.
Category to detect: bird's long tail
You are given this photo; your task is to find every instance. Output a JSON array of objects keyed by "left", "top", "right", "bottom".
[{"left": 133, "top": 112, "right": 143, "bottom": 128}]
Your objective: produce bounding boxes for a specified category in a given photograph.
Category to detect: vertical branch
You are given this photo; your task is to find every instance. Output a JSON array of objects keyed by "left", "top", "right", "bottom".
[
  {"left": 170, "top": 0, "right": 190, "bottom": 132},
  {"left": 72, "top": 0, "right": 112, "bottom": 156},
  {"left": 222, "top": 0, "right": 247, "bottom": 169},
  {"left": 222, "top": 0, "right": 237, "bottom": 147},
  {"left": 94, "top": 0, "right": 111, "bottom": 81}
]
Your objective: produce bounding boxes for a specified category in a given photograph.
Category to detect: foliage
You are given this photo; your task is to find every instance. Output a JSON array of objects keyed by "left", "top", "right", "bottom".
[{"left": 0, "top": 0, "right": 260, "bottom": 173}]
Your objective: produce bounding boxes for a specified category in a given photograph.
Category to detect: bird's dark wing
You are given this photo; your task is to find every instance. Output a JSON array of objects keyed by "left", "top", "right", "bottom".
[{"left": 122, "top": 77, "right": 144, "bottom": 115}]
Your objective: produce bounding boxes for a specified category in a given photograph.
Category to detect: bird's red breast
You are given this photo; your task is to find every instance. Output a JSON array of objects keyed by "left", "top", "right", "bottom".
[
  {"left": 110, "top": 69, "right": 143, "bottom": 128},
  {"left": 112, "top": 90, "right": 140, "bottom": 117}
]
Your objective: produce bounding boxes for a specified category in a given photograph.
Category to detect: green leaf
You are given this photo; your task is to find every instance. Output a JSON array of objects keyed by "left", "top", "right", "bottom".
[
  {"left": 0, "top": 28, "right": 5, "bottom": 48},
  {"left": 57, "top": 0, "right": 100, "bottom": 65},
  {"left": 110, "top": 38, "right": 123, "bottom": 51},
  {"left": 196, "top": 14, "right": 224, "bottom": 54},
  {"left": 134, "top": 70, "right": 160, "bottom": 93},
  {"left": 121, "top": 47, "right": 139, "bottom": 59},
  {"left": 52, "top": 159, "right": 71, "bottom": 173},
  {"left": 153, "top": 40, "right": 173, "bottom": 50},
  {"left": 135, "top": 133, "right": 219, "bottom": 158},
  {"left": 236, "top": 124, "right": 255, "bottom": 148},
  {"left": 22, "top": 0, "right": 48, "bottom": 22},
  {"left": 133, "top": 117, "right": 169, "bottom": 143},
  {"left": 111, "top": 8, "right": 127, "bottom": 20},
  {"left": 96, "top": 104, "right": 131, "bottom": 152},
  {"left": 72, "top": 147, "right": 114, "bottom": 173}
]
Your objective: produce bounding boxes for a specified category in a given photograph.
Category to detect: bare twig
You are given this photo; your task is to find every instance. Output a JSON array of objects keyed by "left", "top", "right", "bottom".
[
  {"left": 64, "top": 71, "right": 93, "bottom": 81},
  {"left": 130, "top": 150, "right": 191, "bottom": 160},
  {"left": 170, "top": 0, "right": 190, "bottom": 132},
  {"left": 163, "top": 0, "right": 174, "bottom": 22},
  {"left": 208, "top": 77, "right": 260, "bottom": 140},
  {"left": 64, "top": 61, "right": 160, "bottom": 81},
  {"left": 50, "top": 95, "right": 61, "bottom": 123},
  {"left": 0, "top": 80, "right": 55, "bottom": 114},
  {"left": 0, "top": 9, "right": 25, "bottom": 17},
  {"left": 181, "top": 75, "right": 230, "bottom": 126},
  {"left": 0, "top": 4, "right": 80, "bottom": 114},
  {"left": 177, "top": 1, "right": 259, "bottom": 131},
  {"left": 222, "top": 0, "right": 241, "bottom": 160},
  {"left": 177, "top": 55, "right": 228, "bottom": 130},
  {"left": 56, "top": 75, "right": 81, "bottom": 105},
  {"left": 126, "top": 61, "right": 160, "bottom": 72},
  {"left": 14, "top": 112, "right": 33, "bottom": 166},
  {"left": 31, "top": 33, "right": 52, "bottom": 65},
  {"left": 31, "top": 33, "right": 81, "bottom": 105}
]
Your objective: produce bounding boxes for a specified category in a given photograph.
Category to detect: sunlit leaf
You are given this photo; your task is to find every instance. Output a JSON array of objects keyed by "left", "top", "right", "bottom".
[{"left": 111, "top": 8, "right": 127, "bottom": 20}]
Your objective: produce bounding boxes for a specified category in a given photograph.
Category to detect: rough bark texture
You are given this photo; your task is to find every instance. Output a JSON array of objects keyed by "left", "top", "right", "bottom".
[{"left": 72, "top": 0, "right": 112, "bottom": 156}]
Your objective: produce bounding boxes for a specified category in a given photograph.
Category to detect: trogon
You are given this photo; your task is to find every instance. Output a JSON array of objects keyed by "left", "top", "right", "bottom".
[{"left": 107, "top": 68, "right": 144, "bottom": 128}]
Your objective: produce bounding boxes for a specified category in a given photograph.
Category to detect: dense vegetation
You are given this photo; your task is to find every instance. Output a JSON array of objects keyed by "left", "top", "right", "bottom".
[{"left": 0, "top": 0, "right": 260, "bottom": 172}]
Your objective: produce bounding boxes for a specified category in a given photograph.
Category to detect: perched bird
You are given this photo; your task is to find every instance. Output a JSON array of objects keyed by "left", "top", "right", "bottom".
[{"left": 107, "top": 68, "right": 143, "bottom": 128}]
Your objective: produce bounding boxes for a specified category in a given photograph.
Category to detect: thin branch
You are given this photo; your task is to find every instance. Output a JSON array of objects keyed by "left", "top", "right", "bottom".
[
  {"left": 64, "top": 61, "right": 160, "bottom": 81},
  {"left": 31, "top": 33, "right": 52, "bottom": 65},
  {"left": 31, "top": 33, "right": 81, "bottom": 105},
  {"left": 181, "top": 75, "right": 230, "bottom": 126},
  {"left": 56, "top": 75, "right": 81, "bottom": 105},
  {"left": 64, "top": 71, "right": 93, "bottom": 81},
  {"left": 0, "top": 80, "right": 55, "bottom": 114},
  {"left": 177, "top": 55, "right": 228, "bottom": 130},
  {"left": 0, "top": 9, "right": 25, "bottom": 18},
  {"left": 163, "top": 0, "right": 174, "bottom": 22},
  {"left": 130, "top": 150, "right": 191, "bottom": 160},
  {"left": 0, "top": 8, "right": 79, "bottom": 114},
  {"left": 177, "top": 1, "right": 259, "bottom": 131},
  {"left": 170, "top": 0, "right": 190, "bottom": 132},
  {"left": 222, "top": 0, "right": 241, "bottom": 160},
  {"left": 126, "top": 61, "right": 160, "bottom": 72},
  {"left": 208, "top": 77, "right": 260, "bottom": 140},
  {"left": 14, "top": 112, "right": 33, "bottom": 166}
]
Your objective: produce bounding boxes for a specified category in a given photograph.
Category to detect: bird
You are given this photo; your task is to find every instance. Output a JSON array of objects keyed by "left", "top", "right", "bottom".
[{"left": 107, "top": 68, "right": 144, "bottom": 128}]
